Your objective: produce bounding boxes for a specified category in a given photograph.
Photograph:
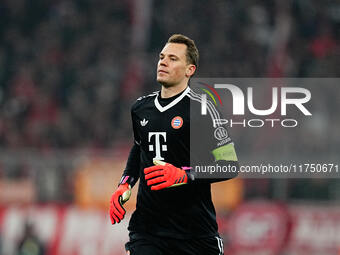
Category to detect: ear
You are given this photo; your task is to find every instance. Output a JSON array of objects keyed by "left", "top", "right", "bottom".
[{"left": 185, "top": 64, "right": 196, "bottom": 78}]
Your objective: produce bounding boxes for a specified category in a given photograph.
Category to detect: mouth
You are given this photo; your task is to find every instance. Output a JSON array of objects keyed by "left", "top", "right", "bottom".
[{"left": 158, "top": 70, "right": 168, "bottom": 74}]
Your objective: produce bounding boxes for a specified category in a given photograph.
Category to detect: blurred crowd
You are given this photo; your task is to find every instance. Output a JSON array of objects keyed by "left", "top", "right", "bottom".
[
  {"left": 0, "top": 0, "right": 339, "bottom": 202},
  {"left": 0, "top": 0, "right": 339, "bottom": 150},
  {"left": 0, "top": 0, "right": 130, "bottom": 149}
]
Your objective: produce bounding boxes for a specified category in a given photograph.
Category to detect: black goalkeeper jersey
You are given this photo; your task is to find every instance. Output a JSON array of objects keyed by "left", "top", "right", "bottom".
[{"left": 122, "top": 86, "right": 238, "bottom": 239}]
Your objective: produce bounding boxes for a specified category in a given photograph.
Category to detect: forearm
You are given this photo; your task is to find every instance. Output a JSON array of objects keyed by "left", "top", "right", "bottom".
[
  {"left": 120, "top": 143, "right": 140, "bottom": 187},
  {"left": 188, "top": 160, "right": 239, "bottom": 184},
  {"left": 189, "top": 143, "right": 239, "bottom": 184}
]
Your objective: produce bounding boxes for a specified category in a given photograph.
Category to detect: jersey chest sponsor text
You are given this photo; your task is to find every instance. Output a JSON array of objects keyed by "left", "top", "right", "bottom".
[
  {"left": 148, "top": 132, "right": 167, "bottom": 160},
  {"left": 138, "top": 117, "right": 188, "bottom": 161}
]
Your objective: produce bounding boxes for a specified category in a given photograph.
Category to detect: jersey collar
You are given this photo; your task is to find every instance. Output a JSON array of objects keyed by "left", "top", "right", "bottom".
[{"left": 154, "top": 86, "right": 190, "bottom": 112}]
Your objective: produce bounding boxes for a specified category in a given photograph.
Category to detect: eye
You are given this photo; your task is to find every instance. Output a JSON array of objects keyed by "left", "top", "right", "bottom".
[{"left": 170, "top": 57, "right": 176, "bottom": 61}]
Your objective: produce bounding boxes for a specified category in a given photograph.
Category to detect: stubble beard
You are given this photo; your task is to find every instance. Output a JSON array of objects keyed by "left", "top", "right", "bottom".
[{"left": 157, "top": 77, "right": 175, "bottom": 88}]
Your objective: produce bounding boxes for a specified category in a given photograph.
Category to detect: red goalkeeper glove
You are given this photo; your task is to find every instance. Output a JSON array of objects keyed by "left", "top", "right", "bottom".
[
  {"left": 109, "top": 183, "right": 131, "bottom": 224},
  {"left": 144, "top": 160, "right": 188, "bottom": 191}
]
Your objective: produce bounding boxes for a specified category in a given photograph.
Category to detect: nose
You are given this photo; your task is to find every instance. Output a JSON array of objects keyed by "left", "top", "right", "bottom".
[{"left": 159, "top": 57, "right": 168, "bottom": 67}]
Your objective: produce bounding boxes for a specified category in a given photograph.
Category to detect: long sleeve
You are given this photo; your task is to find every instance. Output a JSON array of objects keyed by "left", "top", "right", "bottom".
[
  {"left": 119, "top": 105, "right": 141, "bottom": 188},
  {"left": 120, "top": 143, "right": 140, "bottom": 187},
  {"left": 189, "top": 100, "right": 239, "bottom": 184}
]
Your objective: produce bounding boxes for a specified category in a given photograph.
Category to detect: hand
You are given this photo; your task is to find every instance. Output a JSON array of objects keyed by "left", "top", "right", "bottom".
[
  {"left": 109, "top": 183, "right": 131, "bottom": 224},
  {"left": 144, "top": 160, "right": 188, "bottom": 191}
]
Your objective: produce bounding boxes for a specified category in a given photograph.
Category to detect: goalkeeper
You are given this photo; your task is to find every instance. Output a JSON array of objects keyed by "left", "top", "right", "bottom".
[{"left": 110, "top": 34, "right": 239, "bottom": 255}]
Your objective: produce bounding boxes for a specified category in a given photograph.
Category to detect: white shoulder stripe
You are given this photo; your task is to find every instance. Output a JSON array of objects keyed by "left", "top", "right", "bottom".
[
  {"left": 187, "top": 94, "right": 221, "bottom": 127},
  {"left": 137, "top": 91, "right": 159, "bottom": 101},
  {"left": 187, "top": 91, "right": 222, "bottom": 127},
  {"left": 189, "top": 89, "right": 221, "bottom": 120}
]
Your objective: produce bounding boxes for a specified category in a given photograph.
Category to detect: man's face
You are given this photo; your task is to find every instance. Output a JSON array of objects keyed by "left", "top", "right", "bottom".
[{"left": 157, "top": 43, "right": 192, "bottom": 87}]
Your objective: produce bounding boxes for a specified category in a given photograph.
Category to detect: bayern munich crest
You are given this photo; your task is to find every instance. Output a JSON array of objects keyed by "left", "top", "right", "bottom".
[{"left": 171, "top": 116, "right": 183, "bottom": 129}]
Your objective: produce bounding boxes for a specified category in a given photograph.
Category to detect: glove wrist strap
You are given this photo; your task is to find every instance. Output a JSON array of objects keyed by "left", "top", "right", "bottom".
[
  {"left": 182, "top": 167, "right": 195, "bottom": 183},
  {"left": 119, "top": 175, "right": 135, "bottom": 187}
]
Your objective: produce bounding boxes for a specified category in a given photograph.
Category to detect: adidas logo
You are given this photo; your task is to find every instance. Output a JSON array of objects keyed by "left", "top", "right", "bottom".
[{"left": 140, "top": 118, "right": 148, "bottom": 126}]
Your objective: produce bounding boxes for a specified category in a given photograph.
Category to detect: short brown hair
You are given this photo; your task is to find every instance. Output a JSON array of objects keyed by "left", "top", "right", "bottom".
[{"left": 167, "top": 34, "right": 199, "bottom": 68}]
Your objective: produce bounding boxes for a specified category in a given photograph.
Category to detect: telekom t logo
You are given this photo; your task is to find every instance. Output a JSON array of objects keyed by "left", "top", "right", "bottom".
[
  {"left": 149, "top": 132, "right": 167, "bottom": 160},
  {"left": 201, "top": 84, "right": 312, "bottom": 116}
]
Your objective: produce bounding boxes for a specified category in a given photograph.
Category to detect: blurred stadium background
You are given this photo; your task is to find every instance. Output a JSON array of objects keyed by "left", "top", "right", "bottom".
[{"left": 0, "top": 0, "right": 339, "bottom": 254}]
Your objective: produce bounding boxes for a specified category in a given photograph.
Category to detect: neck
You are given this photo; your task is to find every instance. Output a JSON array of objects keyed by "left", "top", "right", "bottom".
[{"left": 161, "top": 80, "right": 188, "bottom": 98}]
